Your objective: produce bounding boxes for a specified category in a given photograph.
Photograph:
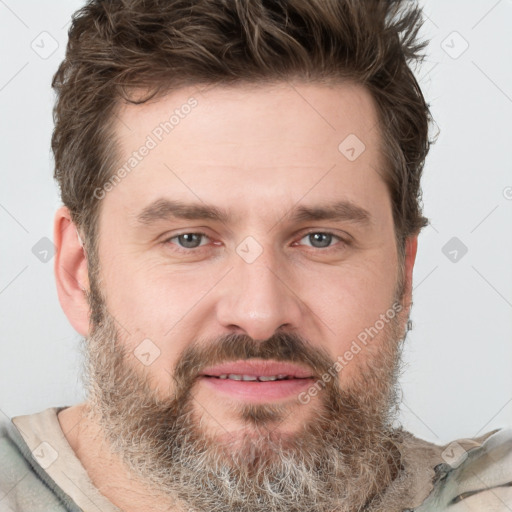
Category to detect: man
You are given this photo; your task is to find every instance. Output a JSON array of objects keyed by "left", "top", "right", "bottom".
[{"left": 0, "top": 0, "right": 510, "bottom": 511}]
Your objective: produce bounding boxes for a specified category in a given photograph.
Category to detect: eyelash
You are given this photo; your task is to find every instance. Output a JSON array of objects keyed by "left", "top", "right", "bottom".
[
  {"left": 162, "top": 230, "right": 350, "bottom": 254},
  {"left": 163, "top": 232, "right": 211, "bottom": 253},
  {"left": 294, "top": 231, "right": 349, "bottom": 250}
]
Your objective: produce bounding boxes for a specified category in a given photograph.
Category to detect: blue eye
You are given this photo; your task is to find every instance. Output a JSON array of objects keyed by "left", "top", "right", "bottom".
[
  {"left": 167, "top": 232, "right": 210, "bottom": 249},
  {"left": 299, "top": 232, "right": 342, "bottom": 249}
]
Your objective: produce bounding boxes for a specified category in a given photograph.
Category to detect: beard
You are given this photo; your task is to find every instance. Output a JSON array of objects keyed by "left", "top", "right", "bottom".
[{"left": 80, "top": 272, "right": 410, "bottom": 512}]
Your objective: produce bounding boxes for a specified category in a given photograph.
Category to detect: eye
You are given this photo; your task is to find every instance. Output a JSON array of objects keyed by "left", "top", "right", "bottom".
[
  {"left": 298, "top": 232, "right": 345, "bottom": 249},
  {"left": 165, "top": 232, "right": 210, "bottom": 250}
]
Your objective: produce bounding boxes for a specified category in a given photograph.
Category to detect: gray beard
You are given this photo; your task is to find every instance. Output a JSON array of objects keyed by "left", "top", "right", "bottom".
[{"left": 80, "top": 294, "right": 408, "bottom": 512}]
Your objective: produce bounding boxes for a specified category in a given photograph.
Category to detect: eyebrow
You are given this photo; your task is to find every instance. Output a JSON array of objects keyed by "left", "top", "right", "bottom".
[
  {"left": 136, "top": 199, "right": 230, "bottom": 225},
  {"left": 290, "top": 202, "right": 372, "bottom": 226},
  {"left": 135, "top": 198, "right": 372, "bottom": 227}
]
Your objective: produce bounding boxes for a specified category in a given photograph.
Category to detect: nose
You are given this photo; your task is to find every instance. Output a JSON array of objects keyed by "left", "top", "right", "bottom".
[{"left": 215, "top": 251, "right": 304, "bottom": 341}]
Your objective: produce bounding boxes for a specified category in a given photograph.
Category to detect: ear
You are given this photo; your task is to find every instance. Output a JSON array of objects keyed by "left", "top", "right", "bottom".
[
  {"left": 402, "top": 235, "right": 418, "bottom": 311},
  {"left": 54, "top": 206, "right": 91, "bottom": 336}
]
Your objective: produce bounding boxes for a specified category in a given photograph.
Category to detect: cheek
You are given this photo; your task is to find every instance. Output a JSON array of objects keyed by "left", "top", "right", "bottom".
[
  {"left": 98, "top": 256, "right": 223, "bottom": 372},
  {"left": 101, "top": 252, "right": 200, "bottom": 329},
  {"left": 301, "top": 257, "right": 399, "bottom": 357}
]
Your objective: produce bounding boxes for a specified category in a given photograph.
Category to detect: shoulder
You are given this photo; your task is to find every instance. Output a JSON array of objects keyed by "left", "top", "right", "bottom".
[
  {"left": 0, "top": 413, "right": 72, "bottom": 511},
  {"left": 416, "top": 427, "right": 512, "bottom": 511}
]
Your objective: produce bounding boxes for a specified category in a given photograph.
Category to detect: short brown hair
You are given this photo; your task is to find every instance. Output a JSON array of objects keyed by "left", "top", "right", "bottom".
[{"left": 52, "top": 0, "right": 431, "bottom": 264}]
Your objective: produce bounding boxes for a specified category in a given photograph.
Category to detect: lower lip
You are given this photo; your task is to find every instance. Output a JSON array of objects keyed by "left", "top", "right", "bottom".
[{"left": 199, "top": 376, "right": 314, "bottom": 402}]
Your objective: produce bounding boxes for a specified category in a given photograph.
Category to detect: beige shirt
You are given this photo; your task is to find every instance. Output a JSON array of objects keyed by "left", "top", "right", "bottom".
[{"left": 12, "top": 407, "right": 121, "bottom": 512}]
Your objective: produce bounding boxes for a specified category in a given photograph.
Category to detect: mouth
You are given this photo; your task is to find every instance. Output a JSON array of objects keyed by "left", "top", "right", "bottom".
[
  {"left": 198, "top": 360, "right": 315, "bottom": 402},
  {"left": 207, "top": 374, "right": 304, "bottom": 381}
]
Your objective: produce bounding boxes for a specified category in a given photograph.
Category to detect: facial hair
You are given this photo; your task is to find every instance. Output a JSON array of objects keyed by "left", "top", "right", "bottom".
[{"left": 80, "top": 279, "right": 409, "bottom": 512}]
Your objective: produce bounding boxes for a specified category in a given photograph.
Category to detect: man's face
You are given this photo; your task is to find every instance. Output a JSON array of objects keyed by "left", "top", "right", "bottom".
[{"left": 83, "top": 82, "right": 412, "bottom": 510}]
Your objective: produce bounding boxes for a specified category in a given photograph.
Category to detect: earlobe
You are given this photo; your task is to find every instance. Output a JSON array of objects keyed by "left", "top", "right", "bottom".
[{"left": 54, "top": 206, "right": 91, "bottom": 336}]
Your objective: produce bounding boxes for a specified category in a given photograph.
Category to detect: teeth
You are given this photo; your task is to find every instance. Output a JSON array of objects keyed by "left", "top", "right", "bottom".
[{"left": 213, "top": 374, "right": 293, "bottom": 381}]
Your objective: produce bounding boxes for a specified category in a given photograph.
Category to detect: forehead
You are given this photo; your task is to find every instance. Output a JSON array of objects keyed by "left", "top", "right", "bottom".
[{"left": 105, "top": 81, "right": 390, "bottom": 229}]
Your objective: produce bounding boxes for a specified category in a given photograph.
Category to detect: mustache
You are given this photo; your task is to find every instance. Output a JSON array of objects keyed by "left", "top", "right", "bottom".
[{"left": 171, "top": 331, "right": 336, "bottom": 393}]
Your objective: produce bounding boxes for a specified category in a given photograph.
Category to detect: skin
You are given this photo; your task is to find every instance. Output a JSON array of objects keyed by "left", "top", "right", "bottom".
[{"left": 54, "top": 81, "right": 418, "bottom": 510}]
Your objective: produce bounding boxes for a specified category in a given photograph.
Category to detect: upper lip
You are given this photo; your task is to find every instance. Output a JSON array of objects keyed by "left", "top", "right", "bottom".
[{"left": 200, "top": 359, "right": 314, "bottom": 379}]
